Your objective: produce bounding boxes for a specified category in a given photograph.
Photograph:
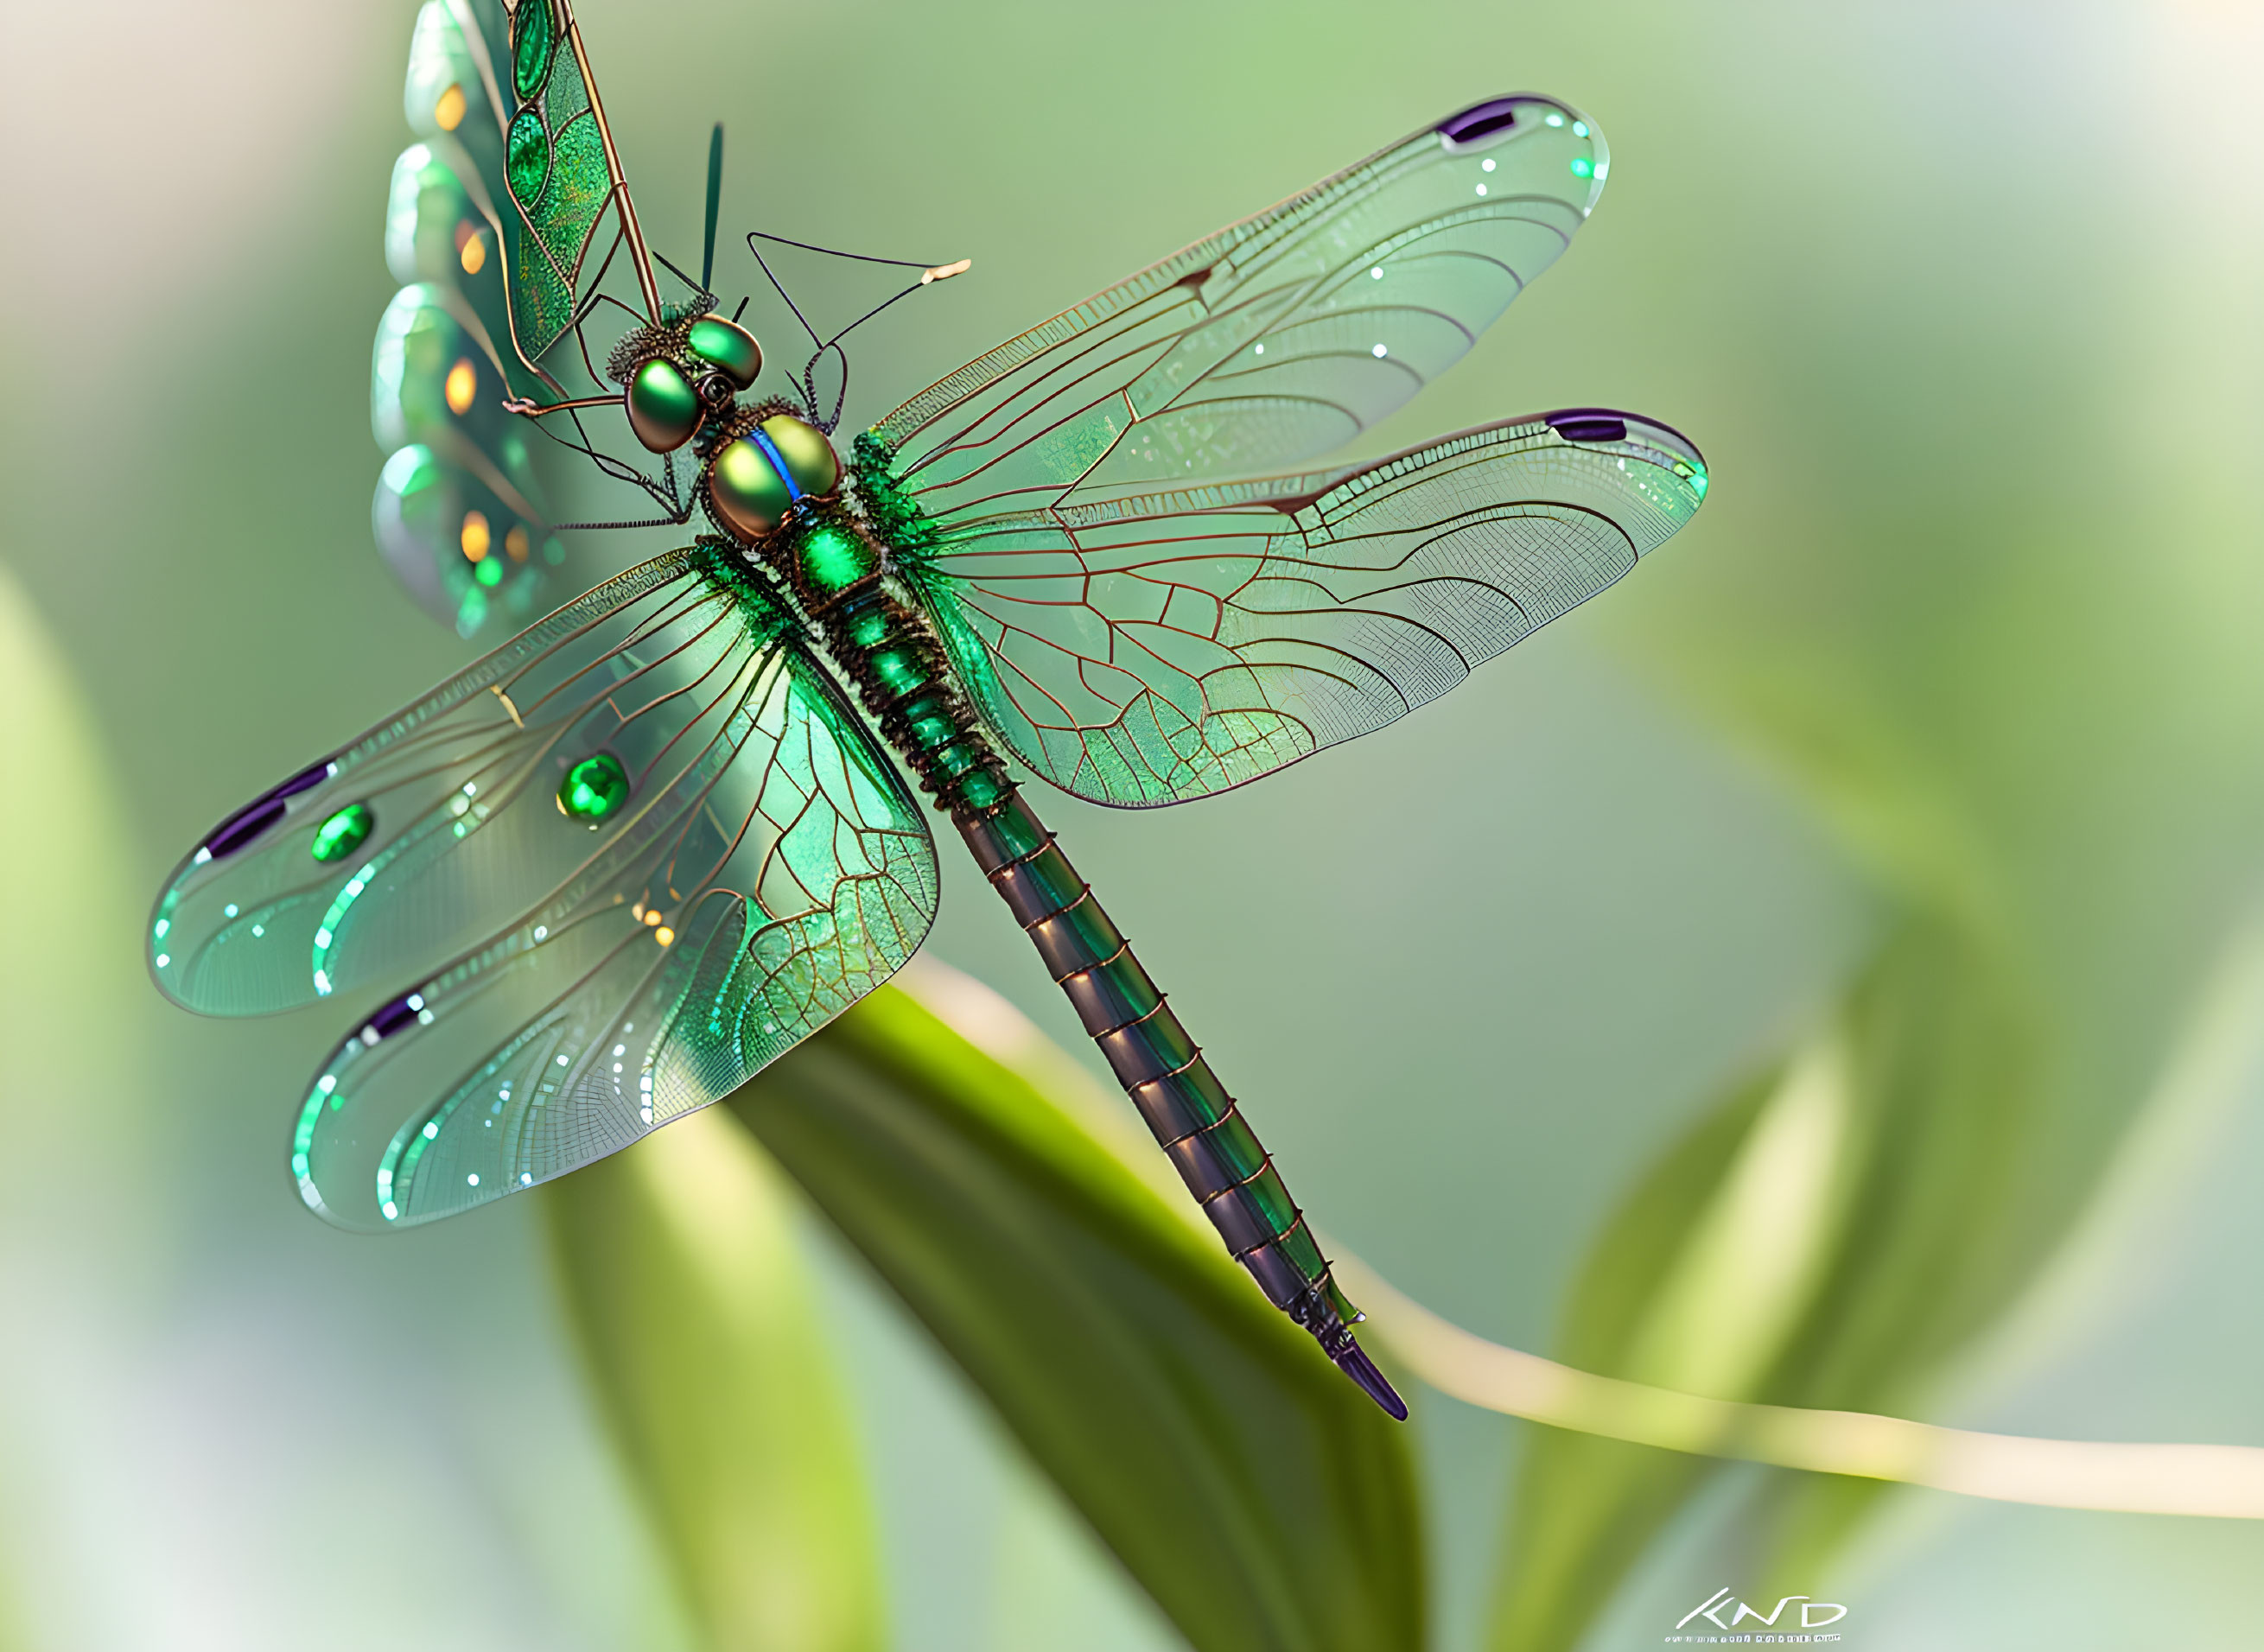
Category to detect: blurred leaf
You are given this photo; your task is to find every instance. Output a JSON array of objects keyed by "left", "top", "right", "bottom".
[
  {"left": 1491, "top": 911, "right": 2038, "bottom": 1649},
  {"left": 0, "top": 564, "right": 152, "bottom": 1240},
  {"left": 1765, "top": 920, "right": 2039, "bottom": 1399},
  {"left": 732, "top": 985, "right": 1423, "bottom": 1652},
  {"left": 545, "top": 1106, "right": 883, "bottom": 1652},
  {"left": 0, "top": 566, "right": 161, "bottom": 1652},
  {"left": 1739, "top": 912, "right": 2040, "bottom": 1585},
  {"left": 1488, "top": 1063, "right": 1776, "bottom": 1651}
]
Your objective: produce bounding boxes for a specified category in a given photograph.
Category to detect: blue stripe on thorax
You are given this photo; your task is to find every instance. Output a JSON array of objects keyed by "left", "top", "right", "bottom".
[{"left": 749, "top": 427, "right": 801, "bottom": 501}]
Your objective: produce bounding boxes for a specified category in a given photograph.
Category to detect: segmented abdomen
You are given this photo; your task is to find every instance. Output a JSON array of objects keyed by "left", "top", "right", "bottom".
[{"left": 956, "top": 794, "right": 1364, "bottom": 1337}]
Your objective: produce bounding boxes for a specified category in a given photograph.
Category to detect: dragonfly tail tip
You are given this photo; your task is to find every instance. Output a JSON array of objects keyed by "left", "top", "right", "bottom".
[{"left": 1332, "top": 1337, "right": 1409, "bottom": 1421}]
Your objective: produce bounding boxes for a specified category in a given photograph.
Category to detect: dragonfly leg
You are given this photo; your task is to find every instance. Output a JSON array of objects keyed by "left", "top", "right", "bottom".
[{"left": 957, "top": 791, "right": 1408, "bottom": 1421}]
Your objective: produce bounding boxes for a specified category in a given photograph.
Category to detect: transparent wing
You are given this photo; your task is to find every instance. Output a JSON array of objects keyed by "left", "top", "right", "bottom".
[
  {"left": 372, "top": 276, "right": 582, "bottom": 639},
  {"left": 491, "top": 0, "right": 650, "bottom": 371},
  {"left": 148, "top": 546, "right": 931, "bottom": 1019},
  {"left": 906, "top": 410, "right": 1707, "bottom": 805},
  {"left": 863, "top": 96, "right": 1607, "bottom": 524},
  {"left": 287, "top": 632, "right": 936, "bottom": 1232},
  {"left": 377, "top": 0, "right": 668, "bottom": 638}
]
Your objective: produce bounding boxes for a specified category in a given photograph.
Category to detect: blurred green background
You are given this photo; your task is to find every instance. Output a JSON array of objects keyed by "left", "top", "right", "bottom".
[{"left": 4, "top": 0, "right": 2264, "bottom": 1646}]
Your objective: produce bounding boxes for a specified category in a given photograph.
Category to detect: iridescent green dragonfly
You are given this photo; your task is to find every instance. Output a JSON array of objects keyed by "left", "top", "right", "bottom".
[{"left": 149, "top": 0, "right": 1707, "bottom": 1419}]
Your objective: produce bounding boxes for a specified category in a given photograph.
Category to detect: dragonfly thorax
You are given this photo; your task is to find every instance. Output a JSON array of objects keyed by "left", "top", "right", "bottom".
[
  {"left": 763, "top": 506, "right": 1012, "bottom": 815},
  {"left": 703, "top": 411, "right": 842, "bottom": 544}
]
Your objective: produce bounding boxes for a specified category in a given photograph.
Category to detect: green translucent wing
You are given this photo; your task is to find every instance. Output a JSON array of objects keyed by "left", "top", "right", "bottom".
[
  {"left": 900, "top": 411, "right": 1706, "bottom": 806},
  {"left": 146, "top": 550, "right": 934, "bottom": 1231},
  {"left": 149, "top": 549, "right": 934, "bottom": 1025},
  {"left": 372, "top": 279, "right": 570, "bottom": 639},
  {"left": 400, "top": 0, "right": 642, "bottom": 378},
  {"left": 867, "top": 97, "right": 1606, "bottom": 524},
  {"left": 289, "top": 631, "right": 934, "bottom": 1233},
  {"left": 376, "top": 0, "right": 655, "bottom": 639},
  {"left": 380, "top": 2, "right": 559, "bottom": 637},
  {"left": 494, "top": 0, "right": 635, "bottom": 366}
]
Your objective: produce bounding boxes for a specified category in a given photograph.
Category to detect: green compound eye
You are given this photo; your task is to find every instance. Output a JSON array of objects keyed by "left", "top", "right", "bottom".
[
  {"left": 625, "top": 359, "right": 702, "bottom": 453},
  {"left": 557, "top": 753, "right": 630, "bottom": 823},
  {"left": 685, "top": 315, "right": 762, "bottom": 390},
  {"left": 310, "top": 802, "right": 374, "bottom": 863}
]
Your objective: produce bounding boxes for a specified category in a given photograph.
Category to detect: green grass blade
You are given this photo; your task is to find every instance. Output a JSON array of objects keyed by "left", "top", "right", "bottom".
[
  {"left": 731, "top": 984, "right": 1424, "bottom": 1652},
  {"left": 544, "top": 1106, "right": 885, "bottom": 1652}
]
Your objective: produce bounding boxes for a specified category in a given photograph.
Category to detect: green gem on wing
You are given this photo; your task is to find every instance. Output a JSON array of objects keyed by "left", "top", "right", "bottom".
[
  {"left": 558, "top": 753, "right": 629, "bottom": 821},
  {"left": 171, "top": 47, "right": 1709, "bottom": 1423},
  {"left": 310, "top": 804, "right": 375, "bottom": 863},
  {"left": 512, "top": 0, "right": 556, "bottom": 102},
  {"left": 505, "top": 111, "right": 550, "bottom": 208}
]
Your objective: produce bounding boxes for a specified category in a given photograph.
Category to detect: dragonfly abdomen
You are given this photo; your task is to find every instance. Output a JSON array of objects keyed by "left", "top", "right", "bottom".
[
  {"left": 771, "top": 505, "right": 1405, "bottom": 1417},
  {"left": 957, "top": 793, "right": 1408, "bottom": 1420}
]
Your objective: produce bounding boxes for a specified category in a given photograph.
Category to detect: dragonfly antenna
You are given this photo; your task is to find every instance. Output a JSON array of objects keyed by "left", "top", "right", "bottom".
[
  {"left": 652, "top": 251, "right": 708, "bottom": 296},
  {"left": 744, "top": 230, "right": 973, "bottom": 352},
  {"left": 702, "top": 124, "right": 724, "bottom": 292},
  {"left": 740, "top": 229, "right": 972, "bottom": 429}
]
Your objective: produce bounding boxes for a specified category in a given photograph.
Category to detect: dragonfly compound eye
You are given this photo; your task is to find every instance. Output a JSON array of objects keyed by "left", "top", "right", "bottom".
[
  {"left": 705, "top": 414, "right": 841, "bottom": 543},
  {"left": 684, "top": 315, "right": 762, "bottom": 390},
  {"left": 625, "top": 358, "right": 703, "bottom": 453}
]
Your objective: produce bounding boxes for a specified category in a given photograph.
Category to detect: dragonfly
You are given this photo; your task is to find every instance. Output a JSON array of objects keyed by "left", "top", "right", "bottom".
[{"left": 149, "top": 0, "right": 1708, "bottom": 1420}]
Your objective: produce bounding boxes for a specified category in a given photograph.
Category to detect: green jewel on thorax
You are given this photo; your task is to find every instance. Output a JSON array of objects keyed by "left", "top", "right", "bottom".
[{"left": 773, "top": 499, "right": 890, "bottom": 614}]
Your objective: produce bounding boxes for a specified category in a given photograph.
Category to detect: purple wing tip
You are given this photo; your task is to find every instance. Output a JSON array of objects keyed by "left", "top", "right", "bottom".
[
  {"left": 1435, "top": 97, "right": 1525, "bottom": 147},
  {"left": 199, "top": 758, "right": 332, "bottom": 859},
  {"left": 1332, "top": 1337, "right": 1409, "bottom": 1421},
  {"left": 1544, "top": 405, "right": 1708, "bottom": 468},
  {"left": 1547, "top": 411, "right": 1630, "bottom": 444}
]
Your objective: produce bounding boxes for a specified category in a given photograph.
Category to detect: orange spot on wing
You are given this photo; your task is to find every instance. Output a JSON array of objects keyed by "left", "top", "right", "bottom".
[{"left": 444, "top": 358, "right": 478, "bottom": 415}]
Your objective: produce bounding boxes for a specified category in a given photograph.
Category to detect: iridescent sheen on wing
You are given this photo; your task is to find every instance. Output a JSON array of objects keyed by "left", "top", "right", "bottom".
[
  {"left": 154, "top": 547, "right": 937, "bottom": 1229},
  {"left": 872, "top": 410, "right": 1706, "bottom": 805},
  {"left": 378, "top": 0, "right": 571, "bottom": 637}
]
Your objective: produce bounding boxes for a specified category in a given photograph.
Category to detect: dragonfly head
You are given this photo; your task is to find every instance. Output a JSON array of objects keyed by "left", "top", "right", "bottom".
[{"left": 614, "top": 310, "right": 765, "bottom": 454}]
